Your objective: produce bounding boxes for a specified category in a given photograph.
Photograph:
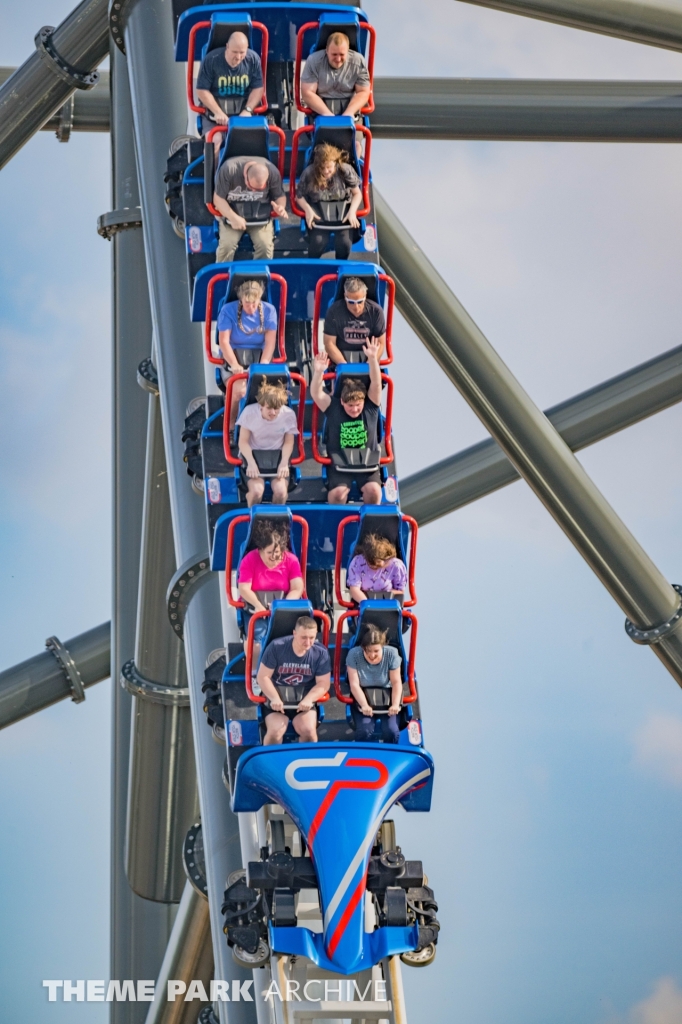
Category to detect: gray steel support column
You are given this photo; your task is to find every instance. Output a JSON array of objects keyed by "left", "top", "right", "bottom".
[
  {"left": 110, "top": 44, "right": 175, "bottom": 1024},
  {"left": 125, "top": 393, "right": 199, "bottom": 903},
  {"left": 0, "top": 623, "right": 109, "bottom": 729},
  {"left": 122, "top": 2, "right": 258, "bottom": 1019},
  {"left": 0, "top": 0, "right": 108, "bottom": 169},
  {"left": 372, "top": 78, "right": 682, "bottom": 141},
  {"left": 374, "top": 186, "right": 682, "bottom": 684},
  {"left": 402, "top": 342, "right": 682, "bottom": 523},
  {"left": 145, "top": 882, "right": 214, "bottom": 1024},
  {"left": 456, "top": 0, "right": 682, "bottom": 52}
]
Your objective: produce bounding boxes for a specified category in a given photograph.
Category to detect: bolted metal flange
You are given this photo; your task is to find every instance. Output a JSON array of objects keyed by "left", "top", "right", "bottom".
[
  {"left": 183, "top": 821, "right": 208, "bottom": 900},
  {"left": 45, "top": 635, "right": 86, "bottom": 704},
  {"left": 34, "top": 26, "right": 99, "bottom": 90},
  {"left": 625, "top": 584, "right": 682, "bottom": 645},
  {"left": 167, "top": 554, "right": 213, "bottom": 641},
  {"left": 97, "top": 206, "right": 142, "bottom": 240},
  {"left": 137, "top": 357, "right": 159, "bottom": 396},
  {"left": 120, "top": 659, "right": 190, "bottom": 706}
]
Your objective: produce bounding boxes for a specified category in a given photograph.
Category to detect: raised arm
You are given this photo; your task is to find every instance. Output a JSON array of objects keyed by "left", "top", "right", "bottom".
[
  {"left": 363, "top": 338, "right": 383, "bottom": 406},
  {"left": 311, "top": 350, "right": 332, "bottom": 412}
]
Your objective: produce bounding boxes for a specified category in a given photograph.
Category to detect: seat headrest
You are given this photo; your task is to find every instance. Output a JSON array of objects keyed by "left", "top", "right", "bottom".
[
  {"left": 263, "top": 599, "right": 315, "bottom": 645},
  {"left": 223, "top": 116, "right": 270, "bottom": 164},
  {"left": 356, "top": 507, "right": 402, "bottom": 550},
  {"left": 224, "top": 263, "right": 272, "bottom": 304},
  {"left": 314, "top": 13, "right": 360, "bottom": 53},
  {"left": 332, "top": 363, "right": 370, "bottom": 398},
  {"left": 244, "top": 364, "right": 291, "bottom": 407},
  {"left": 354, "top": 599, "right": 403, "bottom": 646},
  {"left": 207, "top": 14, "right": 252, "bottom": 54}
]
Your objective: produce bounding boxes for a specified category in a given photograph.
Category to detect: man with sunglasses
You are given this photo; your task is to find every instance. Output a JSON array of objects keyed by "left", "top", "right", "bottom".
[{"left": 322, "top": 277, "right": 386, "bottom": 365}]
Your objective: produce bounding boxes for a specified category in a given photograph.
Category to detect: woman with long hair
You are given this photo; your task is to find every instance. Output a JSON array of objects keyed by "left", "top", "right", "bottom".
[
  {"left": 217, "top": 278, "right": 277, "bottom": 433},
  {"left": 296, "top": 142, "right": 363, "bottom": 259}
]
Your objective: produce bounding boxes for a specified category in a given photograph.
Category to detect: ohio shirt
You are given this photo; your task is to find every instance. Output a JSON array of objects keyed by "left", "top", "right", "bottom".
[
  {"left": 196, "top": 48, "right": 263, "bottom": 108},
  {"left": 261, "top": 636, "right": 331, "bottom": 690},
  {"left": 324, "top": 298, "right": 386, "bottom": 356},
  {"left": 217, "top": 299, "right": 277, "bottom": 349},
  {"left": 236, "top": 403, "right": 298, "bottom": 450}
]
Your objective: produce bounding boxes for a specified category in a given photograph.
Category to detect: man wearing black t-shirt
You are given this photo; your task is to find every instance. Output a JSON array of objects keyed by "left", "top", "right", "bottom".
[
  {"left": 323, "top": 278, "right": 386, "bottom": 364},
  {"left": 257, "top": 616, "right": 331, "bottom": 744},
  {"left": 196, "top": 31, "right": 264, "bottom": 154},
  {"left": 311, "top": 338, "right": 384, "bottom": 505}
]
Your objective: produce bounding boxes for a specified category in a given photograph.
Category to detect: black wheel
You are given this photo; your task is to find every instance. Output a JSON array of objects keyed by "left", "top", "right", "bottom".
[
  {"left": 232, "top": 938, "right": 270, "bottom": 968},
  {"left": 268, "top": 819, "right": 286, "bottom": 854},
  {"left": 401, "top": 943, "right": 437, "bottom": 968}
]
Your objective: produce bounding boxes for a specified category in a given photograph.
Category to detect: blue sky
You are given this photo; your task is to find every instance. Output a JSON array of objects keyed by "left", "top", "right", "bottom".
[{"left": 2, "top": 1, "right": 682, "bottom": 1022}]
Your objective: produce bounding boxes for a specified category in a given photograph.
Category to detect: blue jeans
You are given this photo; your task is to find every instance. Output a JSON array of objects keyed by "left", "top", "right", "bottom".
[{"left": 351, "top": 704, "right": 399, "bottom": 743}]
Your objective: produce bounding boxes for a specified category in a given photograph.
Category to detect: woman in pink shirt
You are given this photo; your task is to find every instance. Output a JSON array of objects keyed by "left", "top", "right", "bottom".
[{"left": 238, "top": 520, "right": 304, "bottom": 647}]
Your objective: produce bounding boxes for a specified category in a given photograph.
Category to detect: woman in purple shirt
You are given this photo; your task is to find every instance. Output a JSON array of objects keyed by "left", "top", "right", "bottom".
[{"left": 346, "top": 533, "right": 408, "bottom": 603}]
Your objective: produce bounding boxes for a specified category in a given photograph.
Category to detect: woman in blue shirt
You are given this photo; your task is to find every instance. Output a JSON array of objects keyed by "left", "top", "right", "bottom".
[{"left": 218, "top": 279, "right": 278, "bottom": 435}]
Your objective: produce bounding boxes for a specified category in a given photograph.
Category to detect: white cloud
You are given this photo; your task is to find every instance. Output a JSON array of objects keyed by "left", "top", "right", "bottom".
[
  {"left": 634, "top": 714, "right": 682, "bottom": 786},
  {"left": 630, "top": 977, "right": 682, "bottom": 1024}
]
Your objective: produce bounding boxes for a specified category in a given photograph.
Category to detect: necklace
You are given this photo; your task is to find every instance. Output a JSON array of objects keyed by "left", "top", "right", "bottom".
[{"left": 237, "top": 302, "right": 265, "bottom": 336}]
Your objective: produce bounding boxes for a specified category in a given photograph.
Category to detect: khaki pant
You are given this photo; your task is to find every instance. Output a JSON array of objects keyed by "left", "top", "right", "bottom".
[{"left": 216, "top": 220, "right": 274, "bottom": 263}]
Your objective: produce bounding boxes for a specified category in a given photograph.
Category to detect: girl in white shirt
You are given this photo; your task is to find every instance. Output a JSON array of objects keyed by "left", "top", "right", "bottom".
[{"left": 236, "top": 378, "right": 299, "bottom": 506}]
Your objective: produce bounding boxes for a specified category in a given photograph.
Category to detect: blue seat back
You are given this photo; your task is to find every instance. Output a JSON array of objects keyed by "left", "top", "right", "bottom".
[
  {"left": 204, "top": 13, "right": 253, "bottom": 56},
  {"left": 331, "top": 265, "right": 380, "bottom": 304},
  {"left": 220, "top": 262, "right": 274, "bottom": 306},
  {"left": 347, "top": 507, "right": 406, "bottom": 566},
  {"left": 260, "top": 598, "right": 314, "bottom": 651},
  {"left": 348, "top": 599, "right": 408, "bottom": 681},
  {"left": 220, "top": 116, "right": 271, "bottom": 168},
  {"left": 242, "top": 363, "right": 291, "bottom": 409},
  {"left": 311, "top": 13, "right": 361, "bottom": 54},
  {"left": 307, "top": 116, "right": 359, "bottom": 176},
  {"left": 239, "top": 505, "right": 294, "bottom": 563}
]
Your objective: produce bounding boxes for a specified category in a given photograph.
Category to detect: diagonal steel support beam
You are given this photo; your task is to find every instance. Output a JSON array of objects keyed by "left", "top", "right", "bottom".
[
  {"left": 375, "top": 186, "right": 682, "bottom": 686},
  {"left": 402, "top": 343, "right": 682, "bottom": 523},
  {"left": 372, "top": 77, "right": 682, "bottom": 141},
  {"left": 456, "top": 0, "right": 682, "bottom": 52},
  {"left": 0, "top": 0, "right": 109, "bottom": 169}
]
